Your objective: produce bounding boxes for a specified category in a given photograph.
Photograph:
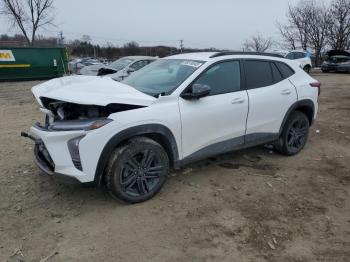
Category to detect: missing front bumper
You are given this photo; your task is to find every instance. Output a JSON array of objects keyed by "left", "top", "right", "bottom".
[{"left": 21, "top": 132, "right": 81, "bottom": 184}]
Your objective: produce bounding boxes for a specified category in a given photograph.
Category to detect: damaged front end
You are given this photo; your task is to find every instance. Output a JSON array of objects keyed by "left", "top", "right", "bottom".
[
  {"left": 22, "top": 97, "right": 145, "bottom": 178},
  {"left": 38, "top": 97, "right": 143, "bottom": 131},
  {"left": 22, "top": 75, "right": 156, "bottom": 183}
]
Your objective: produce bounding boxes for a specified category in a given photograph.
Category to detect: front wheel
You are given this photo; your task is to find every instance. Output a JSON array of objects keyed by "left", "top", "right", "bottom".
[
  {"left": 275, "top": 111, "right": 310, "bottom": 156},
  {"left": 105, "top": 137, "right": 169, "bottom": 203}
]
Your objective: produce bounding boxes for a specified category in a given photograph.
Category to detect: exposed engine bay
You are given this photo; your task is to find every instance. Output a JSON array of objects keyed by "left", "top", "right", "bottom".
[{"left": 40, "top": 97, "right": 144, "bottom": 122}]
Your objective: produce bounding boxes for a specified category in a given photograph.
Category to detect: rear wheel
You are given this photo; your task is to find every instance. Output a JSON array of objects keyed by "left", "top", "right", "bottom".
[
  {"left": 303, "top": 65, "right": 311, "bottom": 74},
  {"left": 275, "top": 111, "right": 310, "bottom": 156},
  {"left": 105, "top": 137, "right": 169, "bottom": 203}
]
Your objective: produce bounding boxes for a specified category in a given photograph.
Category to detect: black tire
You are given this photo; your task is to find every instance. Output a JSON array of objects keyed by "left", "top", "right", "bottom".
[
  {"left": 105, "top": 137, "right": 169, "bottom": 203},
  {"left": 303, "top": 65, "right": 311, "bottom": 74},
  {"left": 321, "top": 69, "right": 329, "bottom": 73},
  {"left": 275, "top": 111, "right": 310, "bottom": 156}
]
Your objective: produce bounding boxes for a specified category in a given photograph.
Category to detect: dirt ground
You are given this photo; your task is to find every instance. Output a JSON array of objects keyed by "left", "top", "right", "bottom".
[{"left": 0, "top": 72, "right": 349, "bottom": 262}]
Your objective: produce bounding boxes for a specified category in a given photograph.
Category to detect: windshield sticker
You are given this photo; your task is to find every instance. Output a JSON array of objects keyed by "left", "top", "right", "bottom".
[{"left": 181, "top": 61, "right": 202, "bottom": 68}]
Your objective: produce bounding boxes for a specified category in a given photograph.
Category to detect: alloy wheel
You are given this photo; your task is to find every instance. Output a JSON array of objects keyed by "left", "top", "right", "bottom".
[
  {"left": 120, "top": 149, "right": 164, "bottom": 197},
  {"left": 287, "top": 118, "right": 308, "bottom": 153}
]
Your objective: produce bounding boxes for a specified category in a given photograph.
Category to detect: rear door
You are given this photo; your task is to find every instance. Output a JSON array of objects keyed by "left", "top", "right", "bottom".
[{"left": 244, "top": 60, "right": 298, "bottom": 142}]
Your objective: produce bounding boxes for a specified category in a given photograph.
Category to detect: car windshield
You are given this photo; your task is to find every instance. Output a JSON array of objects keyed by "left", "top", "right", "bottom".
[
  {"left": 109, "top": 57, "right": 136, "bottom": 71},
  {"left": 122, "top": 59, "right": 204, "bottom": 96}
]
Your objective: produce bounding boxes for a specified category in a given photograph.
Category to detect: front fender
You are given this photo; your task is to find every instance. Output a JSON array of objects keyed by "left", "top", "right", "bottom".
[{"left": 93, "top": 124, "right": 179, "bottom": 185}]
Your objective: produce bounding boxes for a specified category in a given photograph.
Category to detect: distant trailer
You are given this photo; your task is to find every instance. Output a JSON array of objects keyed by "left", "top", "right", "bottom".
[{"left": 0, "top": 47, "right": 69, "bottom": 81}]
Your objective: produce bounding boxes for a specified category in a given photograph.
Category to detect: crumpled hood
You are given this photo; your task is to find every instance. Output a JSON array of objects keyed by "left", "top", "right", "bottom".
[{"left": 32, "top": 75, "right": 156, "bottom": 107}]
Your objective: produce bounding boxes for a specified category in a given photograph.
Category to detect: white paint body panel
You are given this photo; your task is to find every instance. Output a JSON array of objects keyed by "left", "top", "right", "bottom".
[
  {"left": 179, "top": 91, "right": 248, "bottom": 158},
  {"left": 246, "top": 79, "right": 298, "bottom": 135},
  {"left": 32, "top": 75, "right": 156, "bottom": 107}
]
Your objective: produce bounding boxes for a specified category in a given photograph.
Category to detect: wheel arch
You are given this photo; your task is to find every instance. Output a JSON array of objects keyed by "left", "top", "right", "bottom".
[
  {"left": 94, "top": 124, "right": 179, "bottom": 185},
  {"left": 279, "top": 99, "right": 315, "bottom": 135}
]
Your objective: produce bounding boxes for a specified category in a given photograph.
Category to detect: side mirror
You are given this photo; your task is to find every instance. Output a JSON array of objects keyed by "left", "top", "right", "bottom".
[
  {"left": 127, "top": 68, "right": 135, "bottom": 74},
  {"left": 181, "top": 83, "right": 211, "bottom": 100}
]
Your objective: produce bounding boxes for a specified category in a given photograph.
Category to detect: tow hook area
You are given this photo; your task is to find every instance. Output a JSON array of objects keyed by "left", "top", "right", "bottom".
[
  {"left": 21, "top": 131, "right": 37, "bottom": 142},
  {"left": 21, "top": 131, "right": 56, "bottom": 175}
]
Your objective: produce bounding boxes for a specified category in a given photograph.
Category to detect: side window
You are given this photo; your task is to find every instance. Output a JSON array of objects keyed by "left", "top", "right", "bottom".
[
  {"left": 271, "top": 62, "right": 284, "bottom": 83},
  {"left": 275, "top": 62, "right": 295, "bottom": 79},
  {"left": 130, "top": 60, "right": 148, "bottom": 71},
  {"left": 245, "top": 60, "right": 274, "bottom": 89},
  {"left": 194, "top": 61, "right": 241, "bottom": 95},
  {"left": 295, "top": 52, "right": 305, "bottom": 59},
  {"left": 286, "top": 52, "right": 295, "bottom": 59}
]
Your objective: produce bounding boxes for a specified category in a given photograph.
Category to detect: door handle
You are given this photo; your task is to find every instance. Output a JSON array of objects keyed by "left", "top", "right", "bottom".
[
  {"left": 231, "top": 98, "right": 245, "bottom": 104},
  {"left": 281, "top": 89, "right": 292, "bottom": 95}
]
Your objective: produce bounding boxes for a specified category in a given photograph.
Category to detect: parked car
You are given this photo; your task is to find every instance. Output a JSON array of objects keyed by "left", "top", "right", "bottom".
[
  {"left": 23, "top": 51, "right": 320, "bottom": 203},
  {"left": 80, "top": 56, "right": 157, "bottom": 80},
  {"left": 272, "top": 50, "right": 312, "bottom": 73},
  {"left": 99, "top": 58, "right": 111, "bottom": 65},
  {"left": 69, "top": 58, "right": 102, "bottom": 74},
  {"left": 321, "top": 50, "right": 350, "bottom": 73}
]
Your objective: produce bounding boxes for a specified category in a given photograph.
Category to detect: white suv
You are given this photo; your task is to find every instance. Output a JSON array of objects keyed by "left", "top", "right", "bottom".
[
  {"left": 23, "top": 52, "right": 320, "bottom": 203},
  {"left": 273, "top": 50, "right": 313, "bottom": 73}
]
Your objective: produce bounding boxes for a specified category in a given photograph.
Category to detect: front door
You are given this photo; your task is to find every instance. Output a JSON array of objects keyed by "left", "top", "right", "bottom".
[{"left": 179, "top": 60, "right": 249, "bottom": 159}]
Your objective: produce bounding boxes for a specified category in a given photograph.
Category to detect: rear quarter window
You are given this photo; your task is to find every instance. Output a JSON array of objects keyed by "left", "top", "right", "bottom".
[
  {"left": 271, "top": 62, "right": 284, "bottom": 83},
  {"left": 275, "top": 62, "right": 295, "bottom": 79}
]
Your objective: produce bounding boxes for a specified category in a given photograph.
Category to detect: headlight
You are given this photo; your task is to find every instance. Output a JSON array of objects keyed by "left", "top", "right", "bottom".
[{"left": 48, "top": 119, "right": 113, "bottom": 131}]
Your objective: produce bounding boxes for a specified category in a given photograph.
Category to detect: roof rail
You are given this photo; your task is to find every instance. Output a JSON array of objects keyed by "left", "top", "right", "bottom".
[{"left": 209, "top": 51, "right": 284, "bottom": 59}]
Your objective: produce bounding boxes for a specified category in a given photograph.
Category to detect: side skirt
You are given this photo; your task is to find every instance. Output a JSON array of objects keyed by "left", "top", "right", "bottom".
[{"left": 175, "top": 133, "right": 278, "bottom": 168}]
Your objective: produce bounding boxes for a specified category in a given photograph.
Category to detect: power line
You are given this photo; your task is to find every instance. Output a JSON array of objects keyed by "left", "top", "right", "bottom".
[{"left": 47, "top": 29, "right": 218, "bottom": 49}]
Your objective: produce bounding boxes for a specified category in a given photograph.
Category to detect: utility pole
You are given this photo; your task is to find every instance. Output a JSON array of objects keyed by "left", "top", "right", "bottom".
[
  {"left": 180, "top": 40, "right": 184, "bottom": 53},
  {"left": 58, "top": 31, "right": 64, "bottom": 47},
  {"left": 93, "top": 45, "right": 97, "bottom": 58}
]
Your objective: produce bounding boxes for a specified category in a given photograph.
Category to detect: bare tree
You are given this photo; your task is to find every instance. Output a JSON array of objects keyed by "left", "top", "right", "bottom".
[
  {"left": 277, "top": 0, "right": 332, "bottom": 65},
  {"left": 303, "top": 1, "right": 331, "bottom": 65},
  {"left": 276, "top": 22, "right": 298, "bottom": 50},
  {"left": 242, "top": 34, "right": 274, "bottom": 52},
  {"left": 122, "top": 41, "right": 140, "bottom": 55},
  {"left": 81, "top": 34, "right": 92, "bottom": 43},
  {"left": 286, "top": 2, "right": 310, "bottom": 50},
  {"left": 328, "top": 0, "right": 350, "bottom": 50},
  {"left": 0, "top": 0, "right": 55, "bottom": 46}
]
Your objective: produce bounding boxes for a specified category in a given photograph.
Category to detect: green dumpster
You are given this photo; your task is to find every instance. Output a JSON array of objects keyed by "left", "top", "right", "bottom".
[{"left": 0, "top": 47, "right": 69, "bottom": 80}]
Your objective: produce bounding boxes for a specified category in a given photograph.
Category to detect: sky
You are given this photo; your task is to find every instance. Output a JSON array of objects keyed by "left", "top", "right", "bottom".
[{"left": 0, "top": 0, "right": 331, "bottom": 49}]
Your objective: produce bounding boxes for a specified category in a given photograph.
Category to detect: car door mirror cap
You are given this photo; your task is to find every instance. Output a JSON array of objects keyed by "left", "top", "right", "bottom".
[
  {"left": 127, "top": 68, "right": 135, "bottom": 74},
  {"left": 181, "top": 84, "right": 211, "bottom": 100}
]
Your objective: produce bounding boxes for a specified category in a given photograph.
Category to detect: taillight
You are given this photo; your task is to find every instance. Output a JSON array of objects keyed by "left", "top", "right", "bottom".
[{"left": 310, "top": 81, "right": 321, "bottom": 96}]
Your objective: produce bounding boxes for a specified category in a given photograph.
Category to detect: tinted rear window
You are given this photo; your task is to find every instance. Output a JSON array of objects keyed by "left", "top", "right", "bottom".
[
  {"left": 271, "top": 62, "right": 284, "bottom": 83},
  {"left": 275, "top": 62, "right": 295, "bottom": 79},
  {"left": 245, "top": 60, "right": 274, "bottom": 89}
]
